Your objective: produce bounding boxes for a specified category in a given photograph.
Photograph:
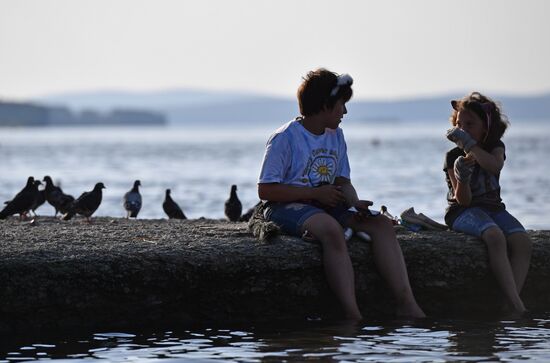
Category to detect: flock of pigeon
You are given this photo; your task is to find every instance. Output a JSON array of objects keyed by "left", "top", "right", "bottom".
[{"left": 0, "top": 176, "right": 254, "bottom": 223}]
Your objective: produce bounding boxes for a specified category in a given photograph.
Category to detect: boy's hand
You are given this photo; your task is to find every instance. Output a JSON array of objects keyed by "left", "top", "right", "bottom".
[
  {"left": 352, "top": 200, "right": 377, "bottom": 220},
  {"left": 314, "top": 184, "right": 346, "bottom": 207},
  {"left": 454, "top": 156, "right": 475, "bottom": 184},
  {"left": 446, "top": 127, "right": 477, "bottom": 153},
  {"left": 354, "top": 200, "right": 373, "bottom": 213}
]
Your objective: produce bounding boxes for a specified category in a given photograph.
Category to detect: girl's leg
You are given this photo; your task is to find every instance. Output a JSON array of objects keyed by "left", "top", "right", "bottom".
[
  {"left": 506, "top": 232, "right": 532, "bottom": 293},
  {"left": 481, "top": 226, "right": 526, "bottom": 314},
  {"left": 490, "top": 210, "right": 532, "bottom": 295},
  {"left": 303, "top": 213, "right": 362, "bottom": 320},
  {"left": 349, "top": 216, "right": 425, "bottom": 318}
]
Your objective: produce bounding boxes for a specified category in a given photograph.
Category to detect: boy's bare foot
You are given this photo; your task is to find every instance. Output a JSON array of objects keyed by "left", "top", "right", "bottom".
[{"left": 395, "top": 303, "right": 426, "bottom": 319}]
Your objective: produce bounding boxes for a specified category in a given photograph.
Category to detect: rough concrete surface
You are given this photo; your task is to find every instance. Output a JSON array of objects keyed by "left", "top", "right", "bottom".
[{"left": 0, "top": 217, "right": 548, "bottom": 334}]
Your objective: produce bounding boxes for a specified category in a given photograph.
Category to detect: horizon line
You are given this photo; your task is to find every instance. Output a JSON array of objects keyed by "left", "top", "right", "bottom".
[{"left": 2, "top": 86, "right": 550, "bottom": 105}]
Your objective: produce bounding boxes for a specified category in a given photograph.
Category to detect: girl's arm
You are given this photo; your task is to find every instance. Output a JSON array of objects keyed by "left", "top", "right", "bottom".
[
  {"left": 448, "top": 167, "right": 472, "bottom": 206},
  {"left": 469, "top": 146, "right": 505, "bottom": 175},
  {"left": 258, "top": 182, "right": 346, "bottom": 207}
]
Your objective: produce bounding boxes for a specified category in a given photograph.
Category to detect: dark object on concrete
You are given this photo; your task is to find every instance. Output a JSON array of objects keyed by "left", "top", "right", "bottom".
[
  {"left": 0, "top": 218, "right": 548, "bottom": 336},
  {"left": 224, "top": 185, "right": 242, "bottom": 222},
  {"left": 62, "top": 182, "right": 105, "bottom": 222},
  {"left": 123, "top": 180, "right": 142, "bottom": 218},
  {"left": 240, "top": 201, "right": 261, "bottom": 222},
  {"left": 43, "top": 176, "right": 74, "bottom": 216},
  {"left": 162, "top": 189, "right": 186, "bottom": 219},
  {"left": 0, "top": 176, "right": 36, "bottom": 220},
  {"left": 247, "top": 202, "right": 280, "bottom": 242}
]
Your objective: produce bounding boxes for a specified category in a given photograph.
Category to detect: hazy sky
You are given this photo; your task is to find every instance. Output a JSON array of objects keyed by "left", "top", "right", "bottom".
[{"left": 1, "top": 0, "right": 549, "bottom": 100}]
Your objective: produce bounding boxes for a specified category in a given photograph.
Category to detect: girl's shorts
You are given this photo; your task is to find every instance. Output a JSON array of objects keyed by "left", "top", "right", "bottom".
[
  {"left": 264, "top": 202, "right": 353, "bottom": 237},
  {"left": 452, "top": 207, "right": 526, "bottom": 238}
]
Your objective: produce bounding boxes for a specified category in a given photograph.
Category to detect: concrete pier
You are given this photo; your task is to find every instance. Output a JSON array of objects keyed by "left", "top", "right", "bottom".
[{"left": 0, "top": 217, "right": 548, "bottom": 334}]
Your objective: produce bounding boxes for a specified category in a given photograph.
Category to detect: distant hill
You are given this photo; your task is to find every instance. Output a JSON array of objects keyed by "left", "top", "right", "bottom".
[
  {"left": 0, "top": 100, "right": 166, "bottom": 127},
  {"left": 40, "top": 88, "right": 263, "bottom": 112},
  {"left": 38, "top": 89, "right": 550, "bottom": 125}
]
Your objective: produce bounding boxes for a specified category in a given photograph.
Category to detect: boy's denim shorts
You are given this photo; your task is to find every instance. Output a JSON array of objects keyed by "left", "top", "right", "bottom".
[
  {"left": 264, "top": 202, "right": 353, "bottom": 237},
  {"left": 452, "top": 207, "right": 526, "bottom": 238}
]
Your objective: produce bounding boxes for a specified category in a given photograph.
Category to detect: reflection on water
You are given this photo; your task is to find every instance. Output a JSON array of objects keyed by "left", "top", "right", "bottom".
[{"left": 2, "top": 315, "right": 550, "bottom": 361}]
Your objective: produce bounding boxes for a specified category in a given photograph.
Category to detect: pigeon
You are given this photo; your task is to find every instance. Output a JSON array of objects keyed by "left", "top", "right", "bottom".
[
  {"left": 62, "top": 182, "right": 105, "bottom": 222},
  {"left": 0, "top": 176, "right": 36, "bottom": 220},
  {"left": 30, "top": 180, "right": 46, "bottom": 216},
  {"left": 162, "top": 189, "right": 187, "bottom": 219},
  {"left": 123, "top": 180, "right": 142, "bottom": 218},
  {"left": 240, "top": 201, "right": 261, "bottom": 222},
  {"left": 43, "top": 175, "right": 75, "bottom": 216},
  {"left": 224, "top": 184, "right": 242, "bottom": 222}
]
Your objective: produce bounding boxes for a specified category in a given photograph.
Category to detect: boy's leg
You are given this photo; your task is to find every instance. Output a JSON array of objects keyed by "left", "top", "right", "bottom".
[
  {"left": 348, "top": 215, "right": 425, "bottom": 318},
  {"left": 302, "top": 213, "right": 362, "bottom": 320}
]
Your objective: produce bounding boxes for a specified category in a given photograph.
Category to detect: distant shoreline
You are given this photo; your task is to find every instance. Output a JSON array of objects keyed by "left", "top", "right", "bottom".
[
  {"left": 5, "top": 90, "right": 550, "bottom": 126},
  {"left": 0, "top": 122, "right": 167, "bottom": 128},
  {"left": 0, "top": 100, "right": 167, "bottom": 127}
]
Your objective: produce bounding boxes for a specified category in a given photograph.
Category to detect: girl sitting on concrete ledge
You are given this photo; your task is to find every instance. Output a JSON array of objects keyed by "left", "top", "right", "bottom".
[{"left": 444, "top": 92, "right": 532, "bottom": 316}]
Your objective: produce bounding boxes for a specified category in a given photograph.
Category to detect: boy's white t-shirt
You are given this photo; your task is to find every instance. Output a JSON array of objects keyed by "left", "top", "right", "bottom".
[{"left": 258, "top": 118, "right": 351, "bottom": 187}]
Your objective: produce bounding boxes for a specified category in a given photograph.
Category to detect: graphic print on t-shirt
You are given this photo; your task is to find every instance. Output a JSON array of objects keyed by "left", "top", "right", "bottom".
[
  {"left": 309, "top": 155, "right": 337, "bottom": 185},
  {"left": 302, "top": 147, "right": 338, "bottom": 186}
]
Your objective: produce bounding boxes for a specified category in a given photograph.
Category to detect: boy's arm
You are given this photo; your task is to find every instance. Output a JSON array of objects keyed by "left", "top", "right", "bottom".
[
  {"left": 258, "top": 182, "right": 346, "bottom": 207},
  {"left": 468, "top": 146, "right": 505, "bottom": 175}
]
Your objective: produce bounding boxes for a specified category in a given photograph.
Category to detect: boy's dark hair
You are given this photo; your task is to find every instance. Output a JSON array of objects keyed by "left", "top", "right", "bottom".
[
  {"left": 297, "top": 68, "right": 353, "bottom": 116},
  {"left": 450, "top": 91, "right": 509, "bottom": 150}
]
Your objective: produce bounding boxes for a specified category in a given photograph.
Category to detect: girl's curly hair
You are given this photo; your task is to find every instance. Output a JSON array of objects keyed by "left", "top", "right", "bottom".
[{"left": 449, "top": 92, "right": 509, "bottom": 150}]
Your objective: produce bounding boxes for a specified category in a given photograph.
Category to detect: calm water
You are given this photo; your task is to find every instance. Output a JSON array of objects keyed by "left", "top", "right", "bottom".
[
  {"left": 2, "top": 315, "right": 550, "bottom": 362},
  {"left": 0, "top": 120, "right": 549, "bottom": 229},
  {"left": 1, "top": 121, "right": 550, "bottom": 361}
]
